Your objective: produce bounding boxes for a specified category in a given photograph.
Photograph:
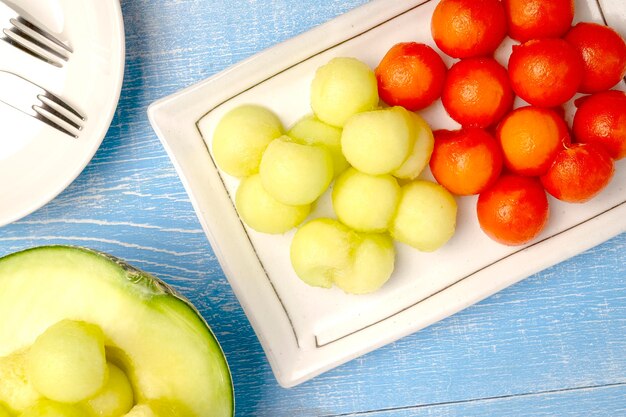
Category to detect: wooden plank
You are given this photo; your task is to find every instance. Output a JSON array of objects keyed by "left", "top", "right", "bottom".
[{"left": 330, "top": 383, "right": 626, "bottom": 417}]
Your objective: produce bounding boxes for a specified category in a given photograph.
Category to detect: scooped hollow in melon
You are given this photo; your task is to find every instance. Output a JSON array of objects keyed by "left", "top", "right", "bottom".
[{"left": 0, "top": 246, "right": 233, "bottom": 417}]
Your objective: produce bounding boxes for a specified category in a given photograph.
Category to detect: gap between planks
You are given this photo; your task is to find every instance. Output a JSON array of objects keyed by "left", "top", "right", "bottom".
[{"left": 319, "top": 381, "right": 626, "bottom": 417}]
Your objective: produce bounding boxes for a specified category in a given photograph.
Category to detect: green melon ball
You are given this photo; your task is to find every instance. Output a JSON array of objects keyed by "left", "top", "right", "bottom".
[
  {"left": 235, "top": 174, "right": 311, "bottom": 234},
  {"left": 20, "top": 400, "right": 86, "bottom": 417},
  {"left": 0, "top": 350, "right": 41, "bottom": 413},
  {"left": 392, "top": 112, "right": 434, "bottom": 180},
  {"left": 341, "top": 107, "right": 413, "bottom": 175},
  {"left": 290, "top": 218, "right": 357, "bottom": 288},
  {"left": 26, "top": 320, "right": 107, "bottom": 404},
  {"left": 260, "top": 136, "right": 333, "bottom": 205},
  {"left": 84, "top": 363, "right": 134, "bottom": 417},
  {"left": 332, "top": 168, "right": 400, "bottom": 232},
  {"left": 310, "top": 57, "right": 379, "bottom": 127},
  {"left": 333, "top": 233, "right": 395, "bottom": 295},
  {"left": 390, "top": 181, "right": 457, "bottom": 252},
  {"left": 211, "top": 105, "right": 283, "bottom": 178},
  {"left": 287, "top": 115, "right": 350, "bottom": 177}
]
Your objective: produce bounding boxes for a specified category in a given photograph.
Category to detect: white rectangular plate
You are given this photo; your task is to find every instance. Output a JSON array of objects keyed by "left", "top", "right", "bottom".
[{"left": 148, "top": 0, "right": 626, "bottom": 388}]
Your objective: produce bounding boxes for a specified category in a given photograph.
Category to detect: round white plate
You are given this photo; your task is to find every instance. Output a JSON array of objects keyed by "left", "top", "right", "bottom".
[{"left": 0, "top": 0, "right": 125, "bottom": 226}]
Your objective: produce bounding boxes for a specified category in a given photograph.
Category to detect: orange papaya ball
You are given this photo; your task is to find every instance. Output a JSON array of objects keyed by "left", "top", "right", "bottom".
[{"left": 431, "top": 0, "right": 507, "bottom": 59}]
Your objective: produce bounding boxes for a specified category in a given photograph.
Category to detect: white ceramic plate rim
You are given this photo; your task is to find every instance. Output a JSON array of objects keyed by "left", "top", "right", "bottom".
[
  {"left": 0, "top": 0, "right": 125, "bottom": 226},
  {"left": 149, "top": 0, "right": 626, "bottom": 387}
]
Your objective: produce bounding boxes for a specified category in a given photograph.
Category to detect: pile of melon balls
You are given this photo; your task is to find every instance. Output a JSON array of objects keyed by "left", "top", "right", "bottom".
[{"left": 211, "top": 58, "right": 456, "bottom": 295}]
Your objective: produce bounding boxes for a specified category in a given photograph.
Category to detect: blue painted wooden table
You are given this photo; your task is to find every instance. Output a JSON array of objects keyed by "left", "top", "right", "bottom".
[{"left": 1, "top": 1, "right": 625, "bottom": 415}]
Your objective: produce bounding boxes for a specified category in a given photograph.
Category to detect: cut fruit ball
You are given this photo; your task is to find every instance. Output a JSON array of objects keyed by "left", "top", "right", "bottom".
[
  {"left": 310, "top": 57, "right": 379, "bottom": 127},
  {"left": 20, "top": 400, "right": 86, "bottom": 417},
  {"left": 290, "top": 219, "right": 356, "bottom": 288},
  {"left": 342, "top": 107, "right": 413, "bottom": 175},
  {"left": 287, "top": 115, "right": 349, "bottom": 177},
  {"left": 564, "top": 22, "right": 626, "bottom": 93},
  {"left": 333, "top": 233, "right": 395, "bottom": 295},
  {"left": 0, "top": 246, "right": 233, "bottom": 417},
  {"left": 235, "top": 174, "right": 310, "bottom": 234},
  {"left": 442, "top": 57, "right": 514, "bottom": 128},
  {"left": 573, "top": 90, "right": 626, "bottom": 160},
  {"left": 375, "top": 42, "right": 447, "bottom": 111},
  {"left": 0, "top": 405, "right": 8, "bottom": 417},
  {"left": 508, "top": 39, "right": 583, "bottom": 108},
  {"left": 332, "top": 168, "right": 400, "bottom": 232},
  {"left": 84, "top": 363, "right": 134, "bottom": 417},
  {"left": 290, "top": 219, "right": 395, "bottom": 294},
  {"left": 430, "top": 128, "right": 503, "bottom": 196},
  {"left": 390, "top": 181, "right": 457, "bottom": 252},
  {"left": 431, "top": 0, "right": 507, "bottom": 58},
  {"left": 26, "top": 319, "right": 107, "bottom": 404},
  {"left": 211, "top": 105, "right": 283, "bottom": 178},
  {"left": 504, "top": 0, "right": 574, "bottom": 42},
  {"left": 0, "top": 351, "right": 41, "bottom": 413},
  {"left": 260, "top": 136, "right": 333, "bottom": 205},
  {"left": 540, "top": 143, "right": 614, "bottom": 203},
  {"left": 477, "top": 175, "right": 549, "bottom": 245},
  {"left": 497, "top": 106, "right": 570, "bottom": 176},
  {"left": 392, "top": 112, "right": 434, "bottom": 180}
]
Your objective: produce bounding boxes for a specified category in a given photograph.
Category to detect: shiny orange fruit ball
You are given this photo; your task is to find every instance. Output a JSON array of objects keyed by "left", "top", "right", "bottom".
[
  {"left": 442, "top": 57, "right": 514, "bottom": 128},
  {"left": 572, "top": 90, "right": 626, "bottom": 160},
  {"left": 477, "top": 175, "right": 549, "bottom": 246},
  {"left": 504, "top": 0, "right": 574, "bottom": 42},
  {"left": 564, "top": 22, "right": 626, "bottom": 94},
  {"left": 375, "top": 42, "right": 447, "bottom": 111},
  {"left": 430, "top": 128, "right": 503, "bottom": 196},
  {"left": 431, "top": 0, "right": 507, "bottom": 59},
  {"left": 497, "top": 106, "right": 571, "bottom": 176},
  {"left": 508, "top": 38, "right": 583, "bottom": 108},
  {"left": 540, "top": 143, "right": 614, "bottom": 203}
]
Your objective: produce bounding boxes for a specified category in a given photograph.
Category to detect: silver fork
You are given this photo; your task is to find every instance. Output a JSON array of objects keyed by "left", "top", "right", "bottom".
[
  {"left": 0, "top": 0, "right": 72, "bottom": 67},
  {"left": 0, "top": 70, "right": 85, "bottom": 138}
]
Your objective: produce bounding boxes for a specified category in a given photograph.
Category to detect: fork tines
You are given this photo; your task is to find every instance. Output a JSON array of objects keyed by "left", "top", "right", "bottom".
[
  {"left": 2, "top": 17, "right": 72, "bottom": 67},
  {"left": 33, "top": 92, "right": 85, "bottom": 138}
]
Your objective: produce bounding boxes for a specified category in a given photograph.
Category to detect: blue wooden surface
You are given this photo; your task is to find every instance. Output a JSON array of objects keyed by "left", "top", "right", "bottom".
[{"left": 1, "top": 1, "right": 625, "bottom": 416}]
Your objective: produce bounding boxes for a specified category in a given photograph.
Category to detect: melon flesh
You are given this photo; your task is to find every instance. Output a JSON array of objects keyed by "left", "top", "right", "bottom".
[{"left": 0, "top": 246, "right": 233, "bottom": 417}]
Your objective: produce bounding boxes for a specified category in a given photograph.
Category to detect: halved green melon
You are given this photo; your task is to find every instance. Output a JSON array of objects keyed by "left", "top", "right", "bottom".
[{"left": 0, "top": 246, "right": 233, "bottom": 417}]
